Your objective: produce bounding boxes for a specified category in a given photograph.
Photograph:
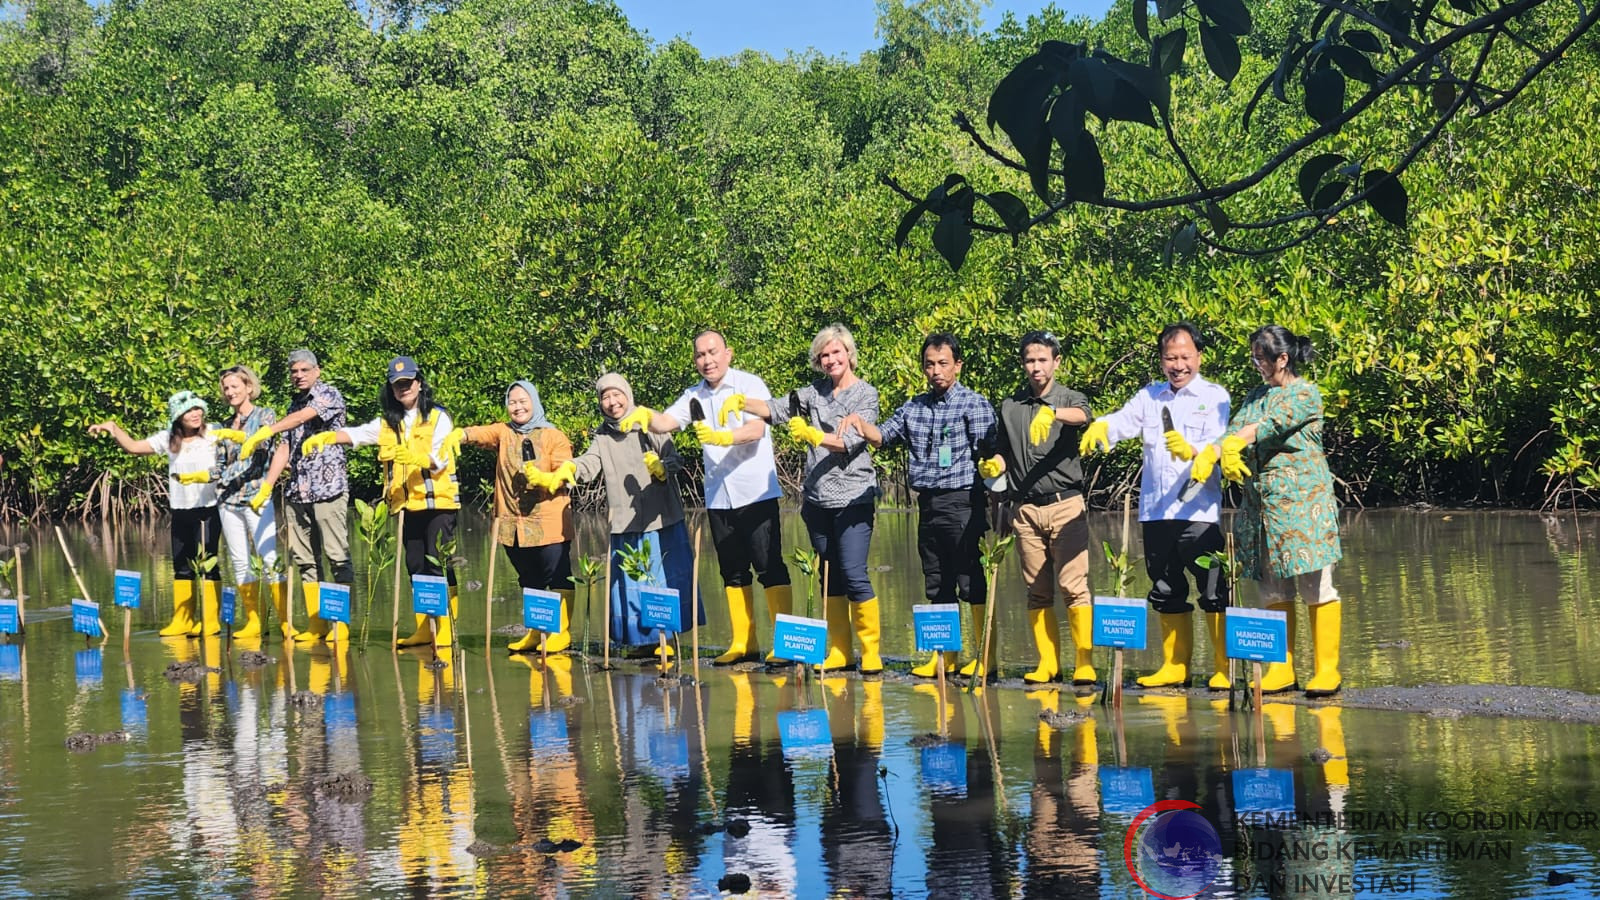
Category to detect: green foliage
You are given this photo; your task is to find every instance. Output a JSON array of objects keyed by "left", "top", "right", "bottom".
[
  {"left": 0, "top": 0, "right": 1595, "bottom": 516},
  {"left": 354, "top": 498, "right": 396, "bottom": 644},
  {"left": 614, "top": 540, "right": 654, "bottom": 586}
]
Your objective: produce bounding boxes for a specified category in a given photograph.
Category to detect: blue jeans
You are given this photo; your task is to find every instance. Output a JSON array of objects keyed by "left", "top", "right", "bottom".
[{"left": 801, "top": 501, "right": 876, "bottom": 602}]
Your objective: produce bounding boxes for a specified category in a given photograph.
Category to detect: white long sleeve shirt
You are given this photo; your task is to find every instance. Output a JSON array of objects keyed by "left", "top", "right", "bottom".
[{"left": 1099, "top": 375, "right": 1231, "bottom": 523}]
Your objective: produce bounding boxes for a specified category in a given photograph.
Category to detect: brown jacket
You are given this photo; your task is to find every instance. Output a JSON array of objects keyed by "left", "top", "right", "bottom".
[{"left": 463, "top": 423, "right": 572, "bottom": 547}]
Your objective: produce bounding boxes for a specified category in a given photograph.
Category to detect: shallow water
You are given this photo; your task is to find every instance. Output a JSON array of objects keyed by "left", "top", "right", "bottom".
[{"left": 1, "top": 510, "right": 1598, "bottom": 897}]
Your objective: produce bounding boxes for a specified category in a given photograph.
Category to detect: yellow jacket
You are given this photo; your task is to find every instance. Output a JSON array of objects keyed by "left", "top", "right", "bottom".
[{"left": 378, "top": 408, "right": 460, "bottom": 512}]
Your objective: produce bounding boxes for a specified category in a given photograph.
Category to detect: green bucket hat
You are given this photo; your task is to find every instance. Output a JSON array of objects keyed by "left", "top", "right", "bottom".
[{"left": 166, "top": 390, "right": 208, "bottom": 429}]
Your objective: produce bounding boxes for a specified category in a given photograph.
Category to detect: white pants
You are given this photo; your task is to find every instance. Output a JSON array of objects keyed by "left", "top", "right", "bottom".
[
  {"left": 1259, "top": 565, "right": 1339, "bottom": 607},
  {"left": 219, "top": 501, "right": 280, "bottom": 583}
]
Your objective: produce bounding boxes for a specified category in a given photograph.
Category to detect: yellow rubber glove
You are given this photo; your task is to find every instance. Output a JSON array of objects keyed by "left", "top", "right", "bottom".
[
  {"left": 718, "top": 393, "right": 746, "bottom": 427},
  {"left": 642, "top": 451, "right": 666, "bottom": 480},
  {"left": 238, "top": 426, "right": 275, "bottom": 459},
  {"left": 1164, "top": 429, "right": 1197, "bottom": 461},
  {"left": 1028, "top": 406, "right": 1056, "bottom": 446},
  {"left": 1220, "top": 434, "right": 1252, "bottom": 483},
  {"left": 550, "top": 460, "right": 577, "bottom": 489},
  {"left": 1079, "top": 419, "right": 1111, "bottom": 456},
  {"left": 522, "top": 461, "right": 551, "bottom": 490},
  {"left": 301, "top": 431, "right": 339, "bottom": 455},
  {"left": 694, "top": 421, "right": 733, "bottom": 447},
  {"left": 977, "top": 456, "right": 1005, "bottom": 479},
  {"left": 617, "top": 407, "right": 654, "bottom": 433},
  {"left": 392, "top": 444, "right": 433, "bottom": 469},
  {"left": 439, "top": 427, "right": 465, "bottom": 463},
  {"left": 177, "top": 469, "right": 211, "bottom": 485},
  {"left": 248, "top": 483, "right": 273, "bottom": 512},
  {"left": 787, "top": 416, "right": 824, "bottom": 448},
  {"left": 1190, "top": 444, "right": 1219, "bottom": 484},
  {"left": 211, "top": 428, "right": 246, "bottom": 444}
]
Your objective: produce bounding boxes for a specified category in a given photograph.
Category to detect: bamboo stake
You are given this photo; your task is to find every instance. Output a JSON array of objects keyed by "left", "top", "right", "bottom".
[
  {"left": 690, "top": 520, "right": 702, "bottom": 681},
  {"left": 13, "top": 544, "right": 25, "bottom": 634},
  {"left": 484, "top": 530, "right": 498, "bottom": 655},
  {"left": 601, "top": 541, "right": 613, "bottom": 669},
  {"left": 693, "top": 666, "right": 719, "bottom": 817},
  {"left": 390, "top": 509, "right": 407, "bottom": 648},
  {"left": 53, "top": 526, "right": 106, "bottom": 647}
]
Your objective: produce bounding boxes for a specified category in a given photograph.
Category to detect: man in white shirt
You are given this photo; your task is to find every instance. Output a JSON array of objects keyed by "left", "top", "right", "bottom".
[
  {"left": 620, "top": 330, "right": 791, "bottom": 666},
  {"left": 1081, "top": 323, "right": 1232, "bottom": 689}
]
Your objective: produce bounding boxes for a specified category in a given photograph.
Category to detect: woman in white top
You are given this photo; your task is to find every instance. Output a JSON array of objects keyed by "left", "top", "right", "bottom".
[{"left": 89, "top": 391, "right": 223, "bottom": 637}]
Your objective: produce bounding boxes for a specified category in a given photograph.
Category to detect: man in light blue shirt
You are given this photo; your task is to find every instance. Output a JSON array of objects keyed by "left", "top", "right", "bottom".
[{"left": 1081, "top": 323, "right": 1232, "bottom": 690}]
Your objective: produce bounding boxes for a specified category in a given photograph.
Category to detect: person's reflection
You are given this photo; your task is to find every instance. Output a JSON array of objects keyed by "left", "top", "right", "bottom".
[
  {"left": 720, "top": 672, "right": 797, "bottom": 895},
  {"left": 1024, "top": 689, "right": 1100, "bottom": 897},
  {"left": 298, "top": 641, "right": 367, "bottom": 891},
  {"left": 925, "top": 687, "right": 1013, "bottom": 899},
  {"left": 397, "top": 648, "right": 474, "bottom": 893},
  {"left": 513, "top": 654, "right": 598, "bottom": 887},
  {"left": 609, "top": 671, "right": 708, "bottom": 896},
  {"left": 820, "top": 679, "right": 893, "bottom": 897},
  {"left": 169, "top": 635, "right": 245, "bottom": 882}
]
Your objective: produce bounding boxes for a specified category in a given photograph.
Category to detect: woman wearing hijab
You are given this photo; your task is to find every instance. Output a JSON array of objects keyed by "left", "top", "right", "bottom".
[
  {"left": 571, "top": 373, "right": 701, "bottom": 657},
  {"left": 89, "top": 391, "right": 224, "bottom": 637},
  {"left": 456, "top": 379, "right": 576, "bottom": 654}
]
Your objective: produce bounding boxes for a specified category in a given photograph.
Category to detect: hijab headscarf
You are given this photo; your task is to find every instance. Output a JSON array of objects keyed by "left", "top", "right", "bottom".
[
  {"left": 595, "top": 373, "right": 634, "bottom": 424},
  {"left": 506, "top": 380, "right": 553, "bottom": 434}
]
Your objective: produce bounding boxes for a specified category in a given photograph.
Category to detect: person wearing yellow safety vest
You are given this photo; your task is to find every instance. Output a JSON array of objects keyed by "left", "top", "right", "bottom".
[
  {"left": 302, "top": 356, "right": 462, "bottom": 647},
  {"left": 88, "top": 392, "right": 225, "bottom": 637},
  {"left": 452, "top": 380, "right": 576, "bottom": 655}
]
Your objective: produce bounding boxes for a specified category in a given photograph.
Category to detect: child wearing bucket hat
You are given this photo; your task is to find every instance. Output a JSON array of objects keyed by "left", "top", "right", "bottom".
[{"left": 89, "top": 390, "right": 225, "bottom": 637}]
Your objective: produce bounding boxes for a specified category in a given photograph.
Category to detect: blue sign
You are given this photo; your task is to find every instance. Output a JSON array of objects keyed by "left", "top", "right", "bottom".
[
  {"left": 75, "top": 648, "right": 103, "bottom": 687},
  {"left": 1233, "top": 768, "right": 1296, "bottom": 814},
  {"left": 71, "top": 599, "right": 102, "bottom": 638},
  {"left": 638, "top": 586, "right": 682, "bottom": 634},
  {"left": 777, "top": 708, "right": 832, "bottom": 760},
  {"left": 121, "top": 688, "right": 148, "bottom": 737},
  {"left": 1101, "top": 767, "right": 1156, "bottom": 816},
  {"left": 221, "top": 586, "right": 237, "bottom": 625},
  {"left": 411, "top": 574, "right": 449, "bottom": 617},
  {"left": 0, "top": 598, "right": 17, "bottom": 635},
  {"left": 1226, "top": 608, "right": 1289, "bottom": 663},
  {"left": 418, "top": 706, "right": 457, "bottom": 766},
  {"left": 318, "top": 582, "right": 352, "bottom": 624},
  {"left": 772, "top": 613, "right": 828, "bottom": 666},
  {"left": 646, "top": 728, "right": 690, "bottom": 780},
  {"left": 113, "top": 569, "right": 142, "bottom": 610},
  {"left": 1092, "top": 597, "right": 1148, "bottom": 649},
  {"left": 920, "top": 741, "right": 968, "bottom": 796},
  {"left": 0, "top": 643, "right": 20, "bottom": 680},
  {"left": 529, "top": 710, "right": 570, "bottom": 755},
  {"left": 913, "top": 603, "right": 962, "bottom": 652},
  {"left": 522, "top": 588, "right": 564, "bottom": 633}
]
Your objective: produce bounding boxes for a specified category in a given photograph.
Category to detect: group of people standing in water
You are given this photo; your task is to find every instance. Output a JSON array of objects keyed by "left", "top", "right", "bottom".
[{"left": 87, "top": 319, "right": 1344, "bottom": 698}]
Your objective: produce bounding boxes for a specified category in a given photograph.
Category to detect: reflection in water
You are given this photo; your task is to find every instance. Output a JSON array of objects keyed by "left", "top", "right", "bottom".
[{"left": 8, "top": 512, "right": 1600, "bottom": 896}]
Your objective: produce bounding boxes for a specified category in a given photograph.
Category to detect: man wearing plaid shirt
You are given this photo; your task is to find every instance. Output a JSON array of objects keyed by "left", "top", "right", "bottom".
[{"left": 841, "top": 332, "right": 998, "bottom": 680}]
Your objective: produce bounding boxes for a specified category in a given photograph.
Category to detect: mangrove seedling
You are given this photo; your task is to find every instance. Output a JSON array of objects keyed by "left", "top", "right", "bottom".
[
  {"left": 573, "top": 554, "right": 603, "bottom": 659},
  {"left": 355, "top": 498, "right": 397, "bottom": 647},
  {"left": 788, "top": 546, "right": 820, "bottom": 621}
]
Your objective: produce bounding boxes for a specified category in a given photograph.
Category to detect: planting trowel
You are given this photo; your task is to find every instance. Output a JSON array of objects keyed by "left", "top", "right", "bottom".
[{"left": 1164, "top": 406, "right": 1205, "bottom": 502}]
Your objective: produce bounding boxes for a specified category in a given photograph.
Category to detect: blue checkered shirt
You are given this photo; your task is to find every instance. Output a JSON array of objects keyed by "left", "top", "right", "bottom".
[{"left": 877, "top": 381, "right": 997, "bottom": 491}]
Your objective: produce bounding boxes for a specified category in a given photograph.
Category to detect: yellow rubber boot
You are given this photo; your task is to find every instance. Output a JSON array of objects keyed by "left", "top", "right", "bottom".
[
  {"left": 911, "top": 650, "right": 958, "bottom": 678},
  {"left": 193, "top": 581, "right": 223, "bottom": 637},
  {"left": 539, "top": 590, "right": 573, "bottom": 654},
  {"left": 1305, "top": 600, "right": 1342, "bottom": 697},
  {"left": 818, "top": 595, "right": 851, "bottom": 671},
  {"left": 1136, "top": 613, "right": 1192, "bottom": 687},
  {"left": 1023, "top": 607, "right": 1061, "bottom": 684},
  {"left": 713, "top": 585, "right": 759, "bottom": 666},
  {"left": 232, "top": 582, "right": 263, "bottom": 639},
  {"left": 507, "top": 623, "right": 540, "bottom": 653},
  {"left": 958, "top": 605, "right": 995, "bottom": 680},
  {"left": 1260, "top": 602, "right": 1297, "bottom": 693},
  {"left": 1067, "top": 604, "right": 1097, "bottom": 685},
  {"left": 762, "top": 584, "right": 793, "bottom": 664},
  {"left": 326, "top": 613, "right": 349, "bottom": 645},
  {"left": 160, "top": 580, "right": 197, "bottom": 637},
  {"left": 396, "top": 609, "right": 433, "bottom": 647},
  {"left": 432, "top": 588, "right": 459, "bottom": 648},
  {"left": 270, "top": 580, "right": 298, "bottom": 640},
  {"left": 860, "top": 679, "right": 884, "bottom": 749},
  {"left": 1205, "top": 612, "right": 1232, "bottom": 690},
  {"left": 529, "top": 655, "right": 574, "bottom": 704},
  {"left": 295, "top": 583, "right": 328, "bottom": 643},
  {"left": 1308, "top": 706, "right": 1348, "bottom": 786},
  {"left": 852, "top": 598, "right": 883, "bottom": 674}
]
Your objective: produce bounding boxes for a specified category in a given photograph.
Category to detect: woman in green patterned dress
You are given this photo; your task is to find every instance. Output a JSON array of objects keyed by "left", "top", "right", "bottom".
[{"left": 1219, "top": 325, "right": 1343, "bottom": 697}]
